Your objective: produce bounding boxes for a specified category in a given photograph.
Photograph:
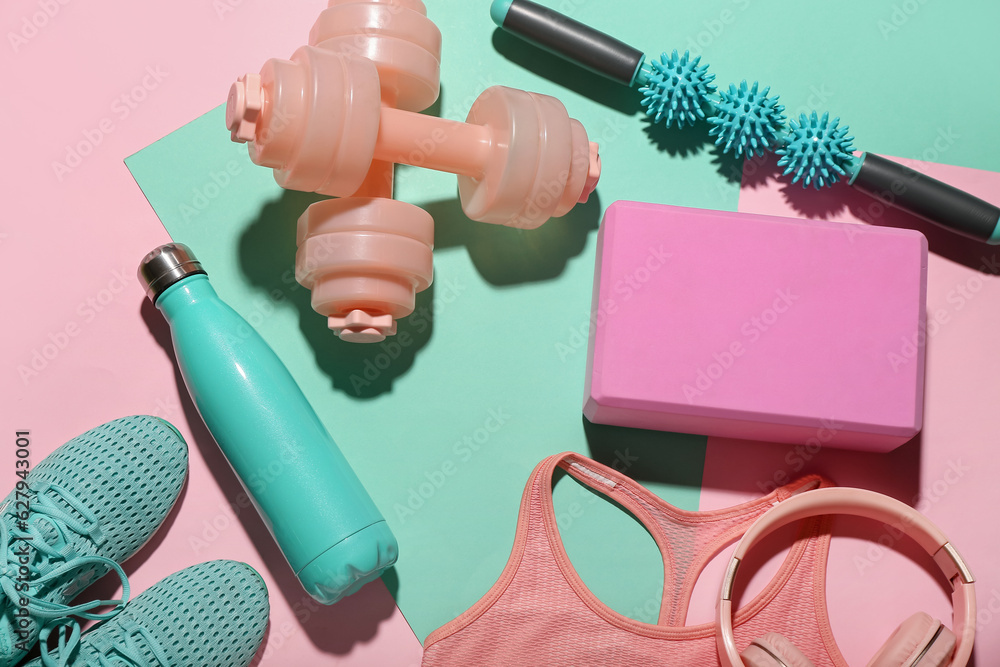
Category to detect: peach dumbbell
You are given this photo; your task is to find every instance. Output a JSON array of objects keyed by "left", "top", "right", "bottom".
[
  {"left": 227, "top": 46, "right": 601, "bottom": 228},
  {"left": 308, "top": 0, "right": 442, "bottom": 200},
  {"left": 225, "top": 1, "right": 601, "bottom": 343},
  {"left": 292, "top": 0, "right": 439, "bottom": 343},
  {"left": 309, "top": 0, "right": 441, "bottom": 113}
]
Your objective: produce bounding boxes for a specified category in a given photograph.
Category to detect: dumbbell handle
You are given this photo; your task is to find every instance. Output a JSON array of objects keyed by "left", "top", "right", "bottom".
[
  {"left": 375, "top": 106, "right": 492, "bottom": 179},
  {"left": 229, "top": 74, "right": 493, "bottom": 180}
]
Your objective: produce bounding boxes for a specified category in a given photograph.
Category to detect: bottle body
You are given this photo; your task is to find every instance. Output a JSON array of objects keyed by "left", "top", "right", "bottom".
[{"left": 156, "top": 274, "right": 397, "bottom": 604}]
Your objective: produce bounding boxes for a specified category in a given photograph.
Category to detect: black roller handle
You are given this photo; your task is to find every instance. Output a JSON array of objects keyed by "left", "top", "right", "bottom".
[
  {"left": 851, "top": 153, "right": 1000, "bottom": 244},
  {"left": 491, "top": 0, "right": 645, "bottom": 86}
]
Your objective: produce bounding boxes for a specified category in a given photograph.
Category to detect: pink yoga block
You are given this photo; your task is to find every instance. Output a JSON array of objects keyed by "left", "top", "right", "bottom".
[{"left": 584, "top": 201, "right": 928, "bottom": 452}]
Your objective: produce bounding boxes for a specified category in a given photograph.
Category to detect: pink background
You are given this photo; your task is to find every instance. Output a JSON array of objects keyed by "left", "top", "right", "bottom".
[
  {"left": 3, "top": 0, "right": 998, "bottom": 663},
  {"left": 687, "top": 156, "right": 1000, "bottom": 664},
  {"left": 0, "top": 0, "right": 422, "bottom": 663}
]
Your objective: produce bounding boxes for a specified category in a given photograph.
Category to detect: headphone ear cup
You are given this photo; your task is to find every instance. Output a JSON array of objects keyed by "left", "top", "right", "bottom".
[
  {"left": 741, "top": 633, "right": 817, "bottom": 667},
  {"left": 868, "top": 612, "right": 957, "bottom": 667}
]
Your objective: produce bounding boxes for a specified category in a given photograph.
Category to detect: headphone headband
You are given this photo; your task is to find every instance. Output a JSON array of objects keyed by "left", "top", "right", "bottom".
[{"left": 716, "top": 487, "right": 976, "bottom": 666}]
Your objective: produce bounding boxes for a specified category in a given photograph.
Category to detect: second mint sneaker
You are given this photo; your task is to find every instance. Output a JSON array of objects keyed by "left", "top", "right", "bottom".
[{"left": 29, "top": 560, "right": 270, "bottom": 667}]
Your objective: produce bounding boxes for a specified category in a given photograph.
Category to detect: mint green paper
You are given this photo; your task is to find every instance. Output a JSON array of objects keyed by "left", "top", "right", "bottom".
[{"left": 126, "top": 0, "right": 1000, "bottom": 641}]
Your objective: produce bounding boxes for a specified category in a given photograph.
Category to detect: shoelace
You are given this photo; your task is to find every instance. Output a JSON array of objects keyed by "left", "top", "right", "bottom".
[
  {"left": 0, "top": 483, "right": 130, "bottom": 629},
  {"left": 39, "top": 616, "right": 172, "bottom": 667}
]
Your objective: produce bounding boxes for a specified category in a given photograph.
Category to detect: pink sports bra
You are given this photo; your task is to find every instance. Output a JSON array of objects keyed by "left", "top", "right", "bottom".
[{"left": 422, "top": 452, "right": 850, "bottom": 666}]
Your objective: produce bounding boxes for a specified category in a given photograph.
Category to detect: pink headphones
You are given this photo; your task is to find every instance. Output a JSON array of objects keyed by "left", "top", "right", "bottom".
[{"left": 716, "top": 488, "right": 976, "bottom": 667}]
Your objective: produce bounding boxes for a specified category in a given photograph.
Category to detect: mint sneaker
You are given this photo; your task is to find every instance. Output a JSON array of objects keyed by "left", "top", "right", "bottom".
[
  {"left": 0, "top": 416, "right": 188, "bottom": 665},
  {"left": 28, "top": 560, "right": 270, "bottom": 667}
]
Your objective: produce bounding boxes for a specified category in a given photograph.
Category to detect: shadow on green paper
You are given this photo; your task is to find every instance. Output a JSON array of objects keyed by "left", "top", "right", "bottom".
[
  {"left": 237, "top": 189, "right": 428, "bottom": 400},
  {"left": 237, "top": 185, "right": 601, "bottom": 399},
  {"left": 583, "top": 417, "right": 706, "bottom": 491},
  {"left": 426, "top": 191, "right": 602, "bottom": 286}
]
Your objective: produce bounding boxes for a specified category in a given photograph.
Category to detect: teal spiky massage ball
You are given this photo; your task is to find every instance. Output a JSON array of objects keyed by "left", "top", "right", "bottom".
[
  {"left": 636, "top": 52, "right": 857, "bottom": 188},
  {"left": 639, "top": 50, "right": 716, "bottom": 128},
  {"left": 707, "top": 81, "right": 786, "bottom": 159},
  {"left": 776, "top": 112, "right": 856, "bottom": 190}
]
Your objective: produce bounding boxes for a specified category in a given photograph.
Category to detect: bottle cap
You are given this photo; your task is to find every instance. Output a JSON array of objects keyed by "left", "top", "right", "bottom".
[{"left": 138, "top": 243, "right": 207, "bottom": 303}]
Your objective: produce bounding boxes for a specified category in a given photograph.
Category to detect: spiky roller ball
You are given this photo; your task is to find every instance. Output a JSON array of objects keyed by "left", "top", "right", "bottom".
[
  {"left": 775, "top": 112, "right": 856, "bottom": 189},
  {"left": 706, "top": 81, "right": 786, "bottom": 158},
  {"left": 638, "top": 51, "right": 854, "bottom": 189},
  {"left": 639, "top": 50, "right": 716, "bottom": 128}
]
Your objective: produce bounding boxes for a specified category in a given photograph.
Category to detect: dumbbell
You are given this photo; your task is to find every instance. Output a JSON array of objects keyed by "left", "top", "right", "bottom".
[
  {"left": 294, "top": 197, "right": 434, "bottom": 343},
  {"left": 288, "top": 0, "right": 441, "bottom": 342},
  {"left": 226, "top": 46, "right": 601, "bottom": 228},
  {"left": 309, "top": 0, "right": 441, "bottom": 114},
  {"left": 225, "top": 7, "right": 601, "bottom": 342}
]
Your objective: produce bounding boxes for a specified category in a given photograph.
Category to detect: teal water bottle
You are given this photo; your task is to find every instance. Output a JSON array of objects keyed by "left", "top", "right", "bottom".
[{"left": 138, "top": 243, "right": 397, "bottom": 604}]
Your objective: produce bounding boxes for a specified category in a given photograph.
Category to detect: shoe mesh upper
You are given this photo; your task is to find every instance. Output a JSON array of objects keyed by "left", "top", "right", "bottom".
[
  {"left": 1, "top": 416, "right": 188, "bottom": 665},
  {"left": 29, "top": 560, "right": 270, "bottom": 667},
  {"left": 27, "top": 416, "right": 189, "bottom": 561}
]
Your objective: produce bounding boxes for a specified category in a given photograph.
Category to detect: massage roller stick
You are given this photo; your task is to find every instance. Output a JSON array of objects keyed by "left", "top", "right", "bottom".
[{"left": 491, "top": 0, "right": 1000, "bottom": 244}]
